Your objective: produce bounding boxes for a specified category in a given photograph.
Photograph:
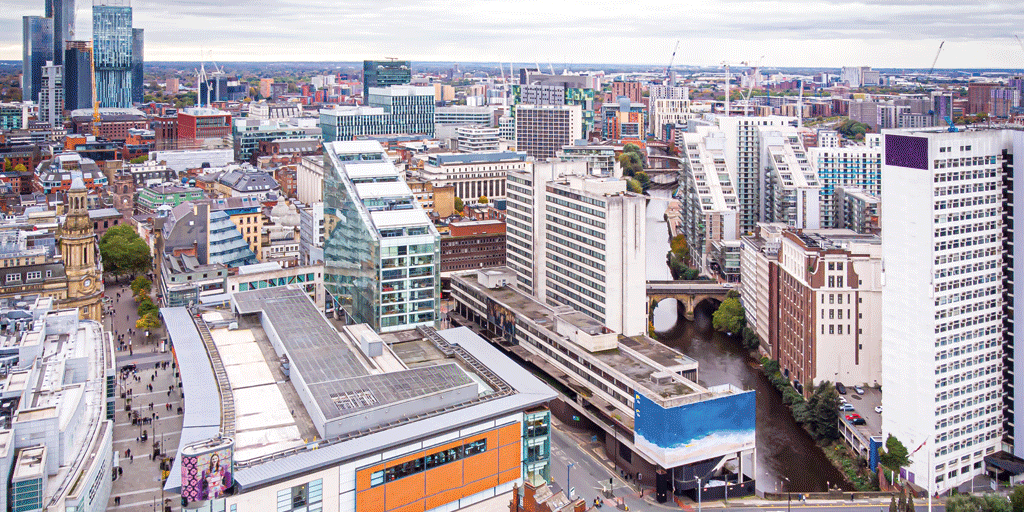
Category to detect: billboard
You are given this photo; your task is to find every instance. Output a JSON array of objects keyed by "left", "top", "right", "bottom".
[
  {"left": 633, "top": 390, "right": 755, "bottom": 468},
  {"left": 181, "top": 438, "right": 234, "bottom": 504},
  {"left": 486, "top": 298, "right": 516, "bottom": 342}
]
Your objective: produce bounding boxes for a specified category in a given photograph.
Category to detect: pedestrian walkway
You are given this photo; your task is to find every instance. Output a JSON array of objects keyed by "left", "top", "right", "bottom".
[{"left": 104, "top": 277, "right": 181, "bottom": 512}]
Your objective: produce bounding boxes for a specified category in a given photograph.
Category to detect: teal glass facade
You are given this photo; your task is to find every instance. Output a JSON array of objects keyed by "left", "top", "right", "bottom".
[
  {"left": 523, "top": 410, "right": 551, "bottom": 485},
  {"left": 362, "top": 60, "right": 410, "bottom": 104},
  {"left": 92, "top": 4, "right": 133, "bottom": 108},
  {"left": 22, "top": 16, "right": 54, "bottom": 106}
]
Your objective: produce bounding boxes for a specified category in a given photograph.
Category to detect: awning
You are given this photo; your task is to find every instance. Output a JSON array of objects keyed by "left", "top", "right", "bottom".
[{"left": 985, "top": 453, "right": 1024, "bottom": 475}]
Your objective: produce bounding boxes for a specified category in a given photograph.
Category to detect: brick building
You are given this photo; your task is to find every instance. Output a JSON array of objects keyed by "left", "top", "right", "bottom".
[{"left": 439, "top": 219, "right": 506, "bottom": 273}]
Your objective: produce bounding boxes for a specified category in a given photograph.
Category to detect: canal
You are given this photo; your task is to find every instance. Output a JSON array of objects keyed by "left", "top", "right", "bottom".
[{"left": 646, "top": 191, "right": 849, "bottom": 493}]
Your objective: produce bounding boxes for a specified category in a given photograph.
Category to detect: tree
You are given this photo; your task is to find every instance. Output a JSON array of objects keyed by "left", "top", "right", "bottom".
[
  {"left": 137, "top": 297, "right": 158, "bottom": 318},
  {"left": 129, "top": 155, "right": 148, "bottom": 164},
  {"left": 626, "top": 178, "right": 643, "bottom": 194},
  {"left": 478, "top": 195, "right": 489, "bottom": 204},
  {"left": 617, "top": 153, "right": 643, "bottom": 176},
  {"left": 669, "top": 234, "right": 690, "bottom": 262},
  {"left": 99, "top": 224, "right": 152, "bottom": 279},
  {"left": 889, "top": 496, "right": 898, "bottom": 512},
  {"left": 712, "top": 297, "right": 745, "bottom": 334},
  {"left": 131, "top": 276, "right": 152, "bottom": 298},
  {"left": 453, "top": 197, "right": 464, "bottom": 213},
  {"left": 12, "top": 163, "right": 26, "bottom": 173},
  {"left": 1010, "top": 485, "right": 1024, "bottom": 512},
  {"left": 809, "top": 382, "right": 840, "bottom": 441},
  {"left": 906, "top": 492, "right": 915, "bottom": 512},
  {"left": 879, "top": 435, "right": 911, "bottom": 470},
  {"left": 741, "top": 326, "right": 760, "bottom": 351},
  {"left": 634, "top": 171, "right": 650, "bottom": 193},
  {"left": 136, "top": 311, "right": 162, "bottom": 333}
]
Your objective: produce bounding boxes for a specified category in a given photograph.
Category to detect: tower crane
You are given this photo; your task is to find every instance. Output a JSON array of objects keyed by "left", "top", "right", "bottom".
[
  {"left": 927, "top": 41, "right": 945, "bottom": 77},
  {"left": 665, "top": 40, "right": 680, "bottom": 83},
  {"left": 740, "top": 56, "right": 766, "bottom": 116}
]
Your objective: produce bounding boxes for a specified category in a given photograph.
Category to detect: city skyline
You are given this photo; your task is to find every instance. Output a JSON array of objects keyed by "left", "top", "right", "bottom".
[{"left": 1, "top": 0, "right": 1024, "bottom": 68}]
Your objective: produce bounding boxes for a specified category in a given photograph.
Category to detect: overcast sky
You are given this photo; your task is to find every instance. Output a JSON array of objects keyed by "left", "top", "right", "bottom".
[{"left": 3, "top": 0, "right": 1024, "bottom": 69}]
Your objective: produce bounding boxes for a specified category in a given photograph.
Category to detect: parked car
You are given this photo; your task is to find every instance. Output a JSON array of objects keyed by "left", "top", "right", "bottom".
[
  {"left": 835, "top": 382, "right": 847, "bottom": 394},
  {"left": 854, "top": 386, "right": 865, "bottom": 395},
  {"left": 840, "top": 403, "right": 855, "bottom": 412},
  {"left": 874, "top": 406, "right": 883, "bottom": 414},
  {"left": 845, "top": 413, "right": 862, "bottom": 421},
  {"left": 850, "top": 417, "right": 866, "bottom": 425}
]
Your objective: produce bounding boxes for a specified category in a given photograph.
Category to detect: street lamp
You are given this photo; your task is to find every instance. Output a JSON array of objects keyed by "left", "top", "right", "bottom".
[
  {"left": 784, "top": 476, "right": 791, "bottom": 512},
  {"left": 567, "top": 462, "right": 574, "bottom": 500},
  {"left": 696, "top": 475, "right": 702, "bottom": 512}
]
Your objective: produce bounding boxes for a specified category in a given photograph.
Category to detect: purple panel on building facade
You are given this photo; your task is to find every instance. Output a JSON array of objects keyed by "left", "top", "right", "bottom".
[{"left": 885, "top": 134, "right": 929, "bottom": 170}]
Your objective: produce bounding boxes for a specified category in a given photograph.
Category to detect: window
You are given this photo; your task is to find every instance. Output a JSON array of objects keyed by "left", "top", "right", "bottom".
[
  {"left": 25, "top": 271, "right": 41, "bottom": 281},
  {"left": 6, "top": 273, "right": 20, "bottom": 284},
  {"left": 277, "top": 479, "right": 322, "bottom": 512}
]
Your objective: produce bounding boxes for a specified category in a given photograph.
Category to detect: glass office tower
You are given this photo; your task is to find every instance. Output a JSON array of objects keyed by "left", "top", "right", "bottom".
[
  {"left": 46, "top": 0, "right": 75, "bottom": 66},
  {"left": 362, "top": 60, "right": 411, "bottom": 104},
  {"left": 22, "top": 16, "right": 54, "bottom": 105},
  {"left": 63, "top": 41, "right": 93, "bottom": 111},
  {"left": 131, "top": 28, "right": 143, "bottom": 104},
  {"left": 322, "top": 140, "right": 440, "bottom": 332},
  {"left": 93, "top": 1, "right": 133, "bottom": 108}
]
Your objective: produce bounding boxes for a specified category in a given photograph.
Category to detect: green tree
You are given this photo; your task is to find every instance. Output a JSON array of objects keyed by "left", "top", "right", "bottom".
[
  {"left": 626, "top": 178, "right": 643, "bottom": 194},
  {"left": 129, "top": 155, "right": 148, "bottom": 164},
  {"left": 12, "top": 163, "right": 26, "bottom": 173},
  {"left": 889, "top": 496, "right": 898, "bottom": 512},
  {"left": 761, "top": 357, "right": 780, "bottom": 376},
  {"left": 634, "top": 171, "right": 651, "bottom": 193},
  {"left": 617, "top": 153, "right": 643, "bottom": 176},
  {"left": 712, "top": 297, "right": 745, "bottom": 334},
  {"left": 669, "top": 234, "right": 690, "bottom": 262},
  {"left": 137, "top": 297, "right": 158, "bottom": 318},
  {"left": 453, "top": 196, "right": 464, "bottom": 213},
  {"left": 879, "top": 435, "right": 911, "bottom": 470},
  {"left": 682, "top": 268, "right": 699, "bottom": 280},
  {"left": 898, "top": 489, "right": 907, "bottom": 512},
  {"left": 809, "top": 382, "right": 840, "bottom": 441},
  {"left": 478, "top": 195, "right": 488, "bottom": 204},
  {"left": 741, "top": 326, "right": 760, "bottom": 351},
  {"left": 1010, "top": 485, "right": 1024, "bottom": 512},
  {"left": 130, "top": 276, "right": 152, "bottom": 298},
  {"left": 136, "top": 311, "right": 162, "bottom": 333},
  {"left": 99, "top": 225, "right": 152, "bottom": 279}
]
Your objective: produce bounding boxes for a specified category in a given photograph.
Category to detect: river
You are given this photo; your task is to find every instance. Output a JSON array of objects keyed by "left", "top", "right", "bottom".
[{"left": 646, "top": 190, "right": 849, "bottom": 493}]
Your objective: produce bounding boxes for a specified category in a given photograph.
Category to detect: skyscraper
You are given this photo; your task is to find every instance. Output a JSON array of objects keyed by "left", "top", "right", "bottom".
[
  {"left": 514, "top": 104, "right": 582, "bottom": 159},
  {"left": 39, "top": 61, "right": 64, "bottom": 128},
  {"left": 362, "top": 60, "right": 411, "bottom": 104},
  {"left": 22, "top": 16, "right": 54, "bottom": 105},
  {"left": 93, "top": 0, "right": 133, "bottom": 108},
  {"left": 63, "top": 40, "right": 93, "bottom": 111},
  {"left": 131, "top": 28, "right": 143, "bottom": 104},
  {"left": 45, "top": 0, "right": 75, "bottom": 66},
  {"left": 881, "top": 128, "right": 1024, "bottom": 493}
]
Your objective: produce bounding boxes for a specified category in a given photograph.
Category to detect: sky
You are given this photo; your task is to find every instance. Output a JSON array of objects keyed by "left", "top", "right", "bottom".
[{"left": 2, "top": 0, "right": 1024, "bottom": 69}]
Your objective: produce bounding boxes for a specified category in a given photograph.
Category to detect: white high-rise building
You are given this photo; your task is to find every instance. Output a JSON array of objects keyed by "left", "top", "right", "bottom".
[
  {"left": 456, "top": 125, "right": 500, "bottom": 152},
  {"left": 714, "top": 115, "right": 798, "bottom": 235},
  {"left": 882, "top": 128, "right": 1024, "bottom": 493},
  {"left": 809, "top": 144, "right": 882, "bottom": 227},
  {"left": 39, "top": 61, "right": 63, "bottom": 129},
  {"left": 679, "top": 127, "right": 740, "bottom": 278},
  {"left": 759, "top": 126, "right": 821, "bottom": 229},
  {"left": 650, "top": 98, "right": 698, "bottom": 140},
  {"left": 506, "top": 161, "right": 647, "bottom": 335}
]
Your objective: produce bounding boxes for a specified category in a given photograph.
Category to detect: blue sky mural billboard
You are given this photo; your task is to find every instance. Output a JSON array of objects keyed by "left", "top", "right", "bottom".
[{"left": 633, "top": 390, "right": 755, "bottom": 468}]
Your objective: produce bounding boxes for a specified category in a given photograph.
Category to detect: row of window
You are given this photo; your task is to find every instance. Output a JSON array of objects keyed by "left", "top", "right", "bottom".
[
  {"left": 933, "top": 167, "right": 997, "bottom": 182},
  {"left": 933, "top": 194, "right": 998, "bottom": 210},
  {"left": 934, "top": 336, "right": 1000, "bottom": 360},
  {"left": 369, "top": 439, "right": 488, "bottom": 487},
  {"left": 934, "top": 246, "right": 999, "bottom": 266},
  {"left": 935, "top": 376, "right": 1001, "bottom": 403}
]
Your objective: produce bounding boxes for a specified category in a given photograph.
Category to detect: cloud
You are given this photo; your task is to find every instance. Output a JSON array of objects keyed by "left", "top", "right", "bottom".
[{"left": 1, "top": 0, "right": 1023, "bottom": 68}]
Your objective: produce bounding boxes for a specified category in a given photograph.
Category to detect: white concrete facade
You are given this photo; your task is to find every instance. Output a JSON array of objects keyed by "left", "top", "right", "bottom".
[
  {"left": 881, "top": 128, "right": 1011, "bottom": 493},
  {"left": 297, "top": 156, "right": 325, "bottom": 205}
]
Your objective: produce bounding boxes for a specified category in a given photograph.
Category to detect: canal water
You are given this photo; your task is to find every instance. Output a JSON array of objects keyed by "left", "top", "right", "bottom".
[{"left": 646, "top": 191, "right": 849, "bottom": 492}]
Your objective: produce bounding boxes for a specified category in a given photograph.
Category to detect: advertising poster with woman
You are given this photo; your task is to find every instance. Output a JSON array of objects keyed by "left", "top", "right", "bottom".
[{"left": 181, "top": 440, "right": 234, "bottom": 504}]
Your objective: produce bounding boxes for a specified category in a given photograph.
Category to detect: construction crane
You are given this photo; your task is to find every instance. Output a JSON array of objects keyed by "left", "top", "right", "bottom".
[
  {"left": 740, "top": 56, "right": 766, "bottom": 116},
  {"left": 927, "top": 41, "right": 945, "bottom": 78},
  {"left": 665, "top": 40, "right": 680, "bottom": 83},
  {"left": 1016, "top": 35, "right": 1024, "bottom": 59},
  {"left": 88, "top": 45, "right": 99, "bottom": 137}
]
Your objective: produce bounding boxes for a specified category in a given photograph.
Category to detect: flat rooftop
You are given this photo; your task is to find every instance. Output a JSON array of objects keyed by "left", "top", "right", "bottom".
[{"left": 451, "top": 272, "right": 700, "bottom": 401}]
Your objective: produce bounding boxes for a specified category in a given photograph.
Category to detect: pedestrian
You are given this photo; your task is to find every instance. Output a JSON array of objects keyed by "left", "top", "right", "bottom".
[
  {"left": 115, "top": 496, "right": 121, "bottom": 506},
  {"left": 129, "top": 454, "right": 133, "bottom": 463},
  {"left": 125, "top": 448, "right": 131, "bottom": 458},
  {"left": 118, "top": 466, "right": 123, "bottom": 477}
]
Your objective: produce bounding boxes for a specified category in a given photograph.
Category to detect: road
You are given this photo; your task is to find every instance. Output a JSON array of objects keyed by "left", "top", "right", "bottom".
[{"left": 550, "top": 415, "right": 947, "bottom": 512}]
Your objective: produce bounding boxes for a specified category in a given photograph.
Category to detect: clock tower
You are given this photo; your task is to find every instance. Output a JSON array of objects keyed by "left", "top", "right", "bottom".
[{"left": 60, "top": 174, "right": 102, "bottom": 320}]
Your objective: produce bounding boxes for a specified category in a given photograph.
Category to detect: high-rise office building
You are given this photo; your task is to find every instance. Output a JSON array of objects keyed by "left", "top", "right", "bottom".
[
  {"left": 322, "top": 140, "right": 440, "bottom": 332},
  {"left": 514, "top": 104, "right": 582, "bottom": 159},
  {"left": 45, "top": 0, "right": 75, "bottom": 66},
  {"left": 63, "top": 40, "right": 93, "bottom": 111},
  {"left": 93, "top": 1, "right": 133, "bottom": 108},
  {"left": 319, "top": 85, "right": 434, "bottom": 142},
  {"left": 131, "top": 28, "right": 143, "bottom": 104},
  {"left": 22, "top": 16, "right": 54, "bottom": 105},
  {"left": 505, "top": 161, "right": 647, "bottom": 335},
  {"left": 881, "top": 128, "right": 1024, "bottom": 493},
  {"left": 362, "top": 59, "right": 411, "bottom": 104},
  {"left": 39, "top": 61, "right": 64, "bottom": 128}
]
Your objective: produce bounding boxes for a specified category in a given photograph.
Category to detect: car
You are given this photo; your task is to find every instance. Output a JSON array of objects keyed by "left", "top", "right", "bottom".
[
  {"left": 874, "top": 406, "right": 883, "bottom": 414},
  {"left": 840, "top": 404, "right": 855, "bottom": 411},
  {"left": 850, "top": 418, "right": 866, "bottom": 425},
  {"left": 838, "top": 396, "right": 847, "bottom": 403},
  {"left": 854, "top": 386, "right": 865, "bottom": 395},
  {"left": 845, "top": 413, "right": 862, "bottom": 421},
  {"left": 835, "top": 382, "right": 847, "bottom": 394}
]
